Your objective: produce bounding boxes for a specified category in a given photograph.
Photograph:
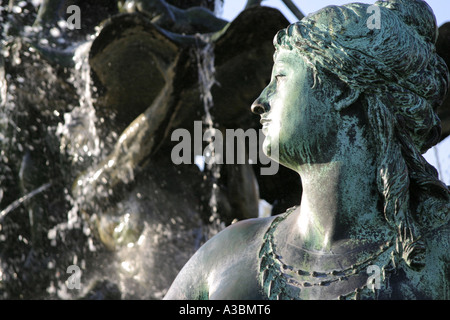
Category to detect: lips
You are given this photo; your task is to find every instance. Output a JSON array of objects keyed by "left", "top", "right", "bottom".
[
  {"left": 260, "top": 117, "right": 271, "bottom": 135},
  {"left": 260, "top": 117, "right": 271, "bottom": 125}
]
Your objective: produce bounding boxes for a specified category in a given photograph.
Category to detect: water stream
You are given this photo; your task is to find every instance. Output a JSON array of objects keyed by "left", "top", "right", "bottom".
[
  {"left": 0, "top": 2, "right": 229, "bottom": 300},
  {"left": 57, "top": 40, "right": 101, "bottom": 167},
  {"left": 195, "top": 33, "right": 226, "bottom": 237}
]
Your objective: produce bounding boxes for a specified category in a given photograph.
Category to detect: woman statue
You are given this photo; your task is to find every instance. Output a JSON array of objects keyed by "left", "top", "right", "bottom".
[{"left": 164, "top": 0, "right": 450, "bottom": 300}]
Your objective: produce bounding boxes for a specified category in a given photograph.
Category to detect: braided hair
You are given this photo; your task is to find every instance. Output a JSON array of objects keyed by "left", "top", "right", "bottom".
[{"left": 273, "top": 0, "right": 450, "bottom": 270}]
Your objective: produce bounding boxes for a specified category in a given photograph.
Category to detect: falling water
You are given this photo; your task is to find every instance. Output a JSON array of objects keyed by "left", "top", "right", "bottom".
[
  {"left": 0, "top": 2, "right": 231, "bottom": 299},
  {"left": 57, "top": 40, "right": 101, "bottom": 166},
  {"left": 46, "top": 35, "right": 124, "bottom": 299},
  {"left": 196, "top": 34, "right": 215, "bottom": 128},
  {"left": 194, "top": 33, "right": 225, "bottom": 236}
]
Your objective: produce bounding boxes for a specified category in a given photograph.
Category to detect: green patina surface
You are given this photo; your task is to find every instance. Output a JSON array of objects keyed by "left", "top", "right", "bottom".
[
  {"left": 166, "top": 0, "right": 450, "bottom": 300},
  {"left": 253, "top": 0, "right": 450, "bottom": 299}
]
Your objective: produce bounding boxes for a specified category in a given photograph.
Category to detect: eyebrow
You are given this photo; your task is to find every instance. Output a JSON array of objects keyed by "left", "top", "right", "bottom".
[{"left": 275, "top": 59, "right": 288, "bottom": 65}]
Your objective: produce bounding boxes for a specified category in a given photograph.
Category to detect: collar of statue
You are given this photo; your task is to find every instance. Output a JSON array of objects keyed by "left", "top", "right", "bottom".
[{"left": 258, "top": 206, "right": 399, "bottom": 300}]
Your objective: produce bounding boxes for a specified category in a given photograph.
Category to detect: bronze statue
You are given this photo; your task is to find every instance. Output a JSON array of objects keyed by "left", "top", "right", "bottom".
[{"left": 164, "top": 0, "right": 450, "bottom": 300}]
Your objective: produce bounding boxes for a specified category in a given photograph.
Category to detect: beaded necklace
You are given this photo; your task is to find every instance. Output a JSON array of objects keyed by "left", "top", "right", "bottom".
[{"left": 258, "top": 206, "right": 395, "bottom": 300}]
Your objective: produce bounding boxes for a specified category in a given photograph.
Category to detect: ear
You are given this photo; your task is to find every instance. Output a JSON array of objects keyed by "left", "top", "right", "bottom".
[{"left": 333, "top": 87, "right": 361, "bottom": 111}]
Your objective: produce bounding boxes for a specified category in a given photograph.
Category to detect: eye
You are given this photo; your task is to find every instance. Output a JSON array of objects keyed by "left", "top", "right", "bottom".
[
  {"left": 275, "top": 74, "right": 286, "bottom": 83},
  {"left": 266, "top": 74, "right": 285, "bottom": 99}
]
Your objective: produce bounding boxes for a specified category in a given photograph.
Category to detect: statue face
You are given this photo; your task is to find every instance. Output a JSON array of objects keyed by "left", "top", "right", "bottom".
[{"left": 253, "top": 48, "right": 337, "bottom": 170}]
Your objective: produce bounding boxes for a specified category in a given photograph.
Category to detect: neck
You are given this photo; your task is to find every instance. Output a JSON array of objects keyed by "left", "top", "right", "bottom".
[{"left": 289, "top": 120, "right": 394, "bottom": 252}]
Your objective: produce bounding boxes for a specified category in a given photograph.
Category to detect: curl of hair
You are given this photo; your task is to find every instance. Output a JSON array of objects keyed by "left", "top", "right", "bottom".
[{"left": 274, "top": 0, "right": 450, "bottom": 270}]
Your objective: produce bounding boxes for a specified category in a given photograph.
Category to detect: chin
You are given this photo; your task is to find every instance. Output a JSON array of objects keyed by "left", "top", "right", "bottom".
[
  {"left": 262, "top": 137, "right": 276, "bottom": 160},
  {"left": 263, "top": 138, "right": 295, "bottom": 168}
]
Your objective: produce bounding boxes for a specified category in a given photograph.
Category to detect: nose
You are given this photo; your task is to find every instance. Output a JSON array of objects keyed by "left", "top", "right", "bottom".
[{"left": 251, "top": 96, "right": 270, "bottom": 115}]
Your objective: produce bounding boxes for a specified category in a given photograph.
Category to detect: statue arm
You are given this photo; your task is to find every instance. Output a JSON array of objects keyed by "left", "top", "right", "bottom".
[
  {"left": 163, "top": 237, "right": 212, "bottom": 300},
  {"left": 163, "top": 253, "right": 209, "bottom": 300},
  {"left": 163, "top": 221, "right": 248, "bottom": 300},
  {"left": 164, "top": 216, "right": 275, "bottom": 300},
  {"left": 72, "top": 67, "right": 177, "bottom": 203}
]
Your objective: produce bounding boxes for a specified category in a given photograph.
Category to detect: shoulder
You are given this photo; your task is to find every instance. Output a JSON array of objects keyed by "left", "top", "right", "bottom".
[
  {"left": 181, "top": 215, "right": 277, "bottom": 273},
  {"left": 163, "top": 215, "right": 277, "bottom": 299},
  {"left": 211, "top": 215, "right": 277, "bottom": 250}
]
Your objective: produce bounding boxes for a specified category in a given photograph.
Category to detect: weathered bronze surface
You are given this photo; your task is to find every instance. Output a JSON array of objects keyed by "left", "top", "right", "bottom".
[{"left": 165, "top": 0, "right": 450, "bottom": 300}]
